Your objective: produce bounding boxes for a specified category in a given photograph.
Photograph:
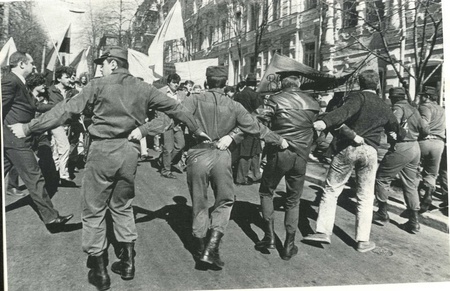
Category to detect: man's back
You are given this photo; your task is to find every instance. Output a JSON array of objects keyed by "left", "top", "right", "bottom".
[
  {"left": 234, "top": 87, "right": 261, "bottom": 113},
  {"left": 419, "top": 101, "right": 446, "bottom": 138},
  {"left": 2, "top": 72, "right": 35, "bottom": 125}
]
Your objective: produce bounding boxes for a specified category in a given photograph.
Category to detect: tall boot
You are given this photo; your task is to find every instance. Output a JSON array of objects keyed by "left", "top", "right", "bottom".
[
  {"left": 401, "top": 210, "right": 420, "bottom": 234},
  {"left": 373, "top": 201, "right": 390, "bottom": 225},
  {"left": 281, "top": 232, "right": 298, "bottom": 261},
  {"left": 193, "top": 236, "right": 206, "bottom": 260},
  {"left": 255, "top": 219, "right": 276, "bottom": 249},
  {"left": 111, "top": 242, "right": 135, "bottom": 280},
  {"left": 419, "top": 185, "right": 434, "bottom": 213},
  {"left": 200, "top": 230, "right": 224, "bottom": 268},
  {"left": 87, "top": 252, "right": 111, "bottom": 291}
]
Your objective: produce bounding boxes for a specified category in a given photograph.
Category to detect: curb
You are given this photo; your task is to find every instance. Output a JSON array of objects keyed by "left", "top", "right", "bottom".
[{"left": 304, "top": 162, "right": 449, "bottom": 233}]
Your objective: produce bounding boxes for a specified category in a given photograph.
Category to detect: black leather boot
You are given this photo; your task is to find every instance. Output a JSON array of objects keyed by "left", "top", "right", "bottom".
[
  {"left": 401, "top": 210, "right": 420, "bottom": 233},
  {"left": 419, "top": 185, "right": 434, "bottom": 213},
  {"left": 111, "top": 242, "right": 135, "bottom": 280},
  {"left": 281, "top": 232, "right": 298, "bottom": 261},
  {"left": 373, "top": 201, "right": 390, "bottom": 225},
  {"left": 255, "top": 219, "right": 276, "bottom": 249},
  {"left": 200, "top": 230, "right": 224, "bottom": 268},
  {"left": 87, "top": 253, "right": 111, "bottom": 291},
  {"left": 193, "top": 236, "right": 206, "bottom": 260}
]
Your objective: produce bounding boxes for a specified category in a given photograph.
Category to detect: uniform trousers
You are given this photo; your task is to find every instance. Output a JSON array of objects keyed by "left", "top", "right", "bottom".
[
  {"left": 259, "top": 148, "right": 307, "bottom": 234},
  {"left": 316, "top": 144, "right": 378, "bottom": 242},
  {"left": 161, "top": 128, "right": 185, "bottom": 175},
  {"left": 186, "top": 145, "right": 234, "bottom": 238},
  {"left": 419, "top": 139, "right": 445, "bottom": 189},
  {"left": 376, "top": 141, "right": 421, "bottom": 211},
  {"left": 81, "top": 138, "right": 139, "bottom": 256},
  {"left": 4, "top": 145, "right": 59, "bottom": 223}
]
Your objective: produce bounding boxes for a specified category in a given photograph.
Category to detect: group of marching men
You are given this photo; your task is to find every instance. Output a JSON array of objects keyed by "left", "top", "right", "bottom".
[{"left": 3, "top": 46, "right": 446, "bottom": 291}]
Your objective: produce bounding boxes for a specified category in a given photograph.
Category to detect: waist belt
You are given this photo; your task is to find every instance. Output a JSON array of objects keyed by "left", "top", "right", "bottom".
[
  {"left": 191, "top": 140, "right": 218, "bottom": 149},
  {"left": 423, "top": 135, "right": 445, "bottom": 141},
  {"left": 90, "top": 136, "right": 138, "bottom": 144},
  {"left": 397, "top": 139, "right": 417, "bottom": 143}
]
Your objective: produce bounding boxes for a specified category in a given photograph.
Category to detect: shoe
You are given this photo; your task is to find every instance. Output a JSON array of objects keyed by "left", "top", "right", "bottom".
[
  {"left": 303, "top": 232, "right": 331, "bottom": 244},
  {"left": 88, "top": 253, "right": 111, "bottom": 291},
  {"left": 255, "top": 219, "right": 276, "bottom": 250},
  {"left": 400, "top": 210, "right": 420, "bottom": 234},
  {"left": 193, "top": 237, "right": 206, "bottom": 260},
  {"left": 47, "top": 214, "right": 74, "bottom": 225},
  {"left": 419, "top": 185, "right": 434, "bottom": 213},
  {"left": 60, "top": 178, "right": 76, "bottom": 187},
  {"left": 281, "top": 232, "right": 298, "bottom": 261},
  {"left": 200, "top": 230, "right": 225, "bottom": 268},
  {"left": 6, "top": 188, "right": 28, "bottom": 197},
  {"left": 372, "top": 201, "right": 389, "bottom": 226},
  {"left": 356, "top": 241, "right": 376, "bottom": 253},
  {"left": 111, "top": 242, "right": 135, "bottom": 280},
  {"left": 161, "top": 172, "right": 177, "bottom": 179},
  {"left": 309, "top": 153, "right": 320, "bottom": 162}
]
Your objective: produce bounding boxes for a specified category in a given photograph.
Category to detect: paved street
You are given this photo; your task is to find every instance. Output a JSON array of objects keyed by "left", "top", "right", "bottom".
[{"left": 4, "top": 159, "right": 450, "bottom": 291}]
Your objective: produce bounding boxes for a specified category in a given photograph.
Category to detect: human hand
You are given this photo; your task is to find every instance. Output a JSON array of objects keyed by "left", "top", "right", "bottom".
[
  {"left": 388, "top": 131, "right": 397, "bottom": 141},
  {"left": 8, "top": 123, "right": 26, "bottom": 138},
  {"left": 216, "top": 135, "right": 233, "bottom": 150},
  {"left": 353, "top": 135, "right": 365, "bottom": 145},
  {"left": 280, "top": 138, "right": 289, "bottom": 149},
  {"left": 128, "top": 128, "right": 143, "bottom": 141},
  {"left": 313, "top": 120, "right": 326, "bottom": 131}
]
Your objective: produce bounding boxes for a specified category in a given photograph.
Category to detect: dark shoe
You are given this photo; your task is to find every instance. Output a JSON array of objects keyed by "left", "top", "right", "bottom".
[
  {"left": 255, "top": 219, "right": 276, "bottom": 250},
  {"left": 6, "top": 188, "right": 28, "bottom": 197},
  {"left": 60, "top": 178, "right": 76, "bottom": 187},
  {"left": 235, "top": 180, "right": 252, "bottom": 186},
  {"left": 88, "top": 253, "right": 111, "bottom": 291},
  {"left": 200, "top": 230, "right": 224, "bottom": 268},
  {"left": 111, "top": 242, "right": 135, "bottom": 280},
  {"left": 419, "top": 185, "right": 434, "bottom": 213},
  {"left": 373, "top": 201, "right": 389, "bottom": 226},
  {"left": 47, "top": 214, "right": 74, "bottom": 225},
  {"left": 193, "top": 237, "right": 206, "bottom": 260},
  {"left": 356, "top": 241, "right": 376, "bottom": 253},
  {"left": 161, "top": 172, "right": 177, "bottom": 179},
  {"left": 400, "top": 210, "right": 420, "bottom": 234},
  {"left": 281, "top": 232, "right": 298, "bottom": 260},
  {"left": 302, "top": 232, "right": 331, "bottom": 244}
]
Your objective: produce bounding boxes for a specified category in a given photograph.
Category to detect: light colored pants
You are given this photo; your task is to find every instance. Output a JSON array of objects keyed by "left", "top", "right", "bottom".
[
  {"left": 316, "top": 145, "right": 378, "bottom": 242},
  {"left": 51, "top": 126, "right": 70, "bottom": 179}
]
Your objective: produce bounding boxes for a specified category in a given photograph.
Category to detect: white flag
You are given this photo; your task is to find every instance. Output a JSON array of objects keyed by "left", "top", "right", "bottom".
[
  {"left": 148, "top": 0, "right": 185, "bottom": 78},
  {"left": 46, "top": 24, "right": 71, "bottom": 70},
  {"left": 0, "top": 37, "right": 17, "bottom": 67}
]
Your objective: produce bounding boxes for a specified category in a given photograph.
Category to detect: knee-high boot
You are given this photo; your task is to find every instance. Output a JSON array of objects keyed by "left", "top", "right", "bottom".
[
  {"left": 420, "top": 185, "right": 434, "bottom": 213},
  {"left": 255, "top": 218, "right": 276, "bottom": 249},
  {"left": 87, "top": 252, "right": 111, "bottom": 291},
  {"left": 281, "top": 232, "right": 298, "bottom": 261},
  {"left": 401, "top": 210, "right": 420, "bottom": 233},
  {"left": 111, "top": 242, "right": 135, "bottom": 280},
  {"left": 200, "top": 230, "right": 224, "bottom": 268}
]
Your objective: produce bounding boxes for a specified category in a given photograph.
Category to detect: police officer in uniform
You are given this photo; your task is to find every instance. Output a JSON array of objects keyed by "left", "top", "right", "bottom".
[
  {"left": 181, "top": 66, "right": 288, "bottom": 269},
  {"left": 8, "top": 46, "right": 209, "bottom": 291}
]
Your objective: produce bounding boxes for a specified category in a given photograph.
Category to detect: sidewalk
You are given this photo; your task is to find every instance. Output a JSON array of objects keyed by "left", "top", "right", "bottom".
[{"left": 304, "top": 159, "right": 449, "bottom": 233}]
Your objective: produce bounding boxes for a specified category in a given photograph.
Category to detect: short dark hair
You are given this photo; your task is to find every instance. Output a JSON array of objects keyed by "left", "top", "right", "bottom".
[
  {"left": 167, "top": 73, "right": 181, "bottom": 84},
  {"left": 206, "top": 76, "right": 227, "bottom": 89},
  {"left": 55, "top": 66, "right": 75, "bottom": 82},
  {"left": 9, "top": 51, "right": 29, "bottom": 68},
  {"left": 358, "top": 70, "right": 379, "bottom": 90},
  {"left": 106, "top": 57, "right": 129, "bottom": 69},
  {"left": 26, "top": 73, "right": 46, "bottom": 90},
  {"left": 185, "top": 80, "right": 194, "bottom": 86},
  {"left": 224, "top": 85, "right": 235, "bottom": 94},
  {"left": 281, "top": 76, "right": 301, "bottom": 89}
]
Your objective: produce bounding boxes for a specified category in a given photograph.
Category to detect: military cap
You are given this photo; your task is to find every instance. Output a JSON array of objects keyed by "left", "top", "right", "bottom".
[
  {"left": 94, "top": 46, "right": 128, "bottom": 64},
  {"left": 206, "top": 66, "right": 228, "bottom": 78},
  {"left": 418, "top": 86, "right": 438, "bottom": 97},
  {"left": 245, "top": 73, "right": 258, "bottom": 86},
  {"left": 388, "top": 87, "right": 406, "bottom": 98}
]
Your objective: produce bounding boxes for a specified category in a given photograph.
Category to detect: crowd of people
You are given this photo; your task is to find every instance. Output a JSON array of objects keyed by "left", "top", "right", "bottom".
[{"left": 3, "top": 46, "right": 447, "bottom": 291}]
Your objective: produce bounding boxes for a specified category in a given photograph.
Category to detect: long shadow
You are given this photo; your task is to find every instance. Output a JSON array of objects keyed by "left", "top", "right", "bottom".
[
  {"left": 47, "top": 222, "right": 82, "bottom": 234},
  {"left": 230, "top": 200, "right": 264, "bottom": 245},
  {"left": 5, "top": 195, "right": 40, "bottom": 215}
]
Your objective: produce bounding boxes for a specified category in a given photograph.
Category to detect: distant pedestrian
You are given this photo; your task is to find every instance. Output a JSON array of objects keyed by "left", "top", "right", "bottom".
[{"left": 303, "top": 70, "right": 401, "bottom": 252}]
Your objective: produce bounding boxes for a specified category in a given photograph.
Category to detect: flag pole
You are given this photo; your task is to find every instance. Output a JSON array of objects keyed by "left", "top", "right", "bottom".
[
  {"left": 41, "top": 44, "right": 46, "bottom": 73},
  {"left": 36, "top": 2, "right": 63, "bottom": 65}
]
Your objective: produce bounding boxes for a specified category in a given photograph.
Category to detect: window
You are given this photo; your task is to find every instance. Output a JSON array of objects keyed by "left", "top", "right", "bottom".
[
  {"left": 249, "top": 3, "right": 259, "bottom": 31},
  {"left": 303, "top": 42, "right": 316, "bottom": 68},
  {"left": 366, "top": 0, "right": 385, "bottom": 23},
  {"left": 343, "top": 0, "right": 357, "bottom": 28},
  {"left": 305, "top": 0, "right": 317, "bottom": 10},
  {"left": 221, "top": 19, "right": 227, "bottom": 41},
  {"left": 282, "top": 0, "right": 292, "bottom": 16},
  {"left": 272, "top": 0, "right": 280, "bottom": 21},
  {"left": 208, "top": 26, "right": 214, "bottom": 47},
  {"left": 198, "top": 31, "right": 203, "bottom": 51}
]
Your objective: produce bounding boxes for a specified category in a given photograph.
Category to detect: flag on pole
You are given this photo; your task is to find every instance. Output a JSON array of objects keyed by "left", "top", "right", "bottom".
[
  {"left": 70, "top": 47, "right": 90, "bottom": 79},
  {"left": 0, "top": 37, "right": 17, "bottom": 67},
  {"left": 128, "top": 48, "right": 156, "bottom": 84},
  {"left": 46, "top": 24, "right": 71, "bottom": 70},
  {"left": 174, "top": 58, "right": 218, "bottom": 86},
  {"left": 148, "top": 0, "right": 185, "bottom": 78}
]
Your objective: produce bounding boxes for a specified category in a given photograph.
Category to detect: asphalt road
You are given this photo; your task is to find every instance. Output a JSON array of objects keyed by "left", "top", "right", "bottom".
[{"left": 4, "top": 159, "right": 450, "bottom": 291}]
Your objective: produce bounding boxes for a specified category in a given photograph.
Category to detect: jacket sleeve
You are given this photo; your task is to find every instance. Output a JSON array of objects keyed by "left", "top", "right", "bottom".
[
  {"left": 321, "top": 93, "right": 362, "bottom": 128},
  {"left": 138, "top": 113, "right": 171, "bottom": 137},
  {"left": 418, "top": 104, "right": 431, "bottom": 134},
  {"left": 2, "top": 76, "right": 17, "bottom": 116}
]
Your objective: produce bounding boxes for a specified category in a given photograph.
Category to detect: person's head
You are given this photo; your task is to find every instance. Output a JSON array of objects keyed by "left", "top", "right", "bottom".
[
  {"left": 55, "top": 66, "right": 75, "bottom": 88},
  {"left": 26, "top": 72, "right": 47, "bottom": 95},
  {"left": 184, "top": 80, "right": 194, "bottom": 92},
  {"left": 358, "top": 70, "right": 379, "bottom": 91},
  {"left": 245, "top": 73, "right": 258, "bottom": 89},
  {"left": 193, "top": 85, "right": 202, "bottom": 93},
  {"left": 388, "top": 87, "right": 406, "bottom": 105},
  {"left": 281, "top": 75, "right": 301, "bottom": 90},
  {"left": 80, "top": 72, "right": 89, "bottom": 85},
  {"left": 224, "top": 85, "right": 236, "bottom": 98},
  {"left": 206, "top": 66, "right": 228, "bottom": 89},
  {"left": 9, "top": 51, "right": 35, "bottom": 78},
  {"left": 418, "top": 86, "right": 438, "bottom": 103},
  {"left": 94, "top": 46, "right": 129, "bottom": 77},
  {"left": 166, "top": 73, "right": 181, "bottom": 92}
]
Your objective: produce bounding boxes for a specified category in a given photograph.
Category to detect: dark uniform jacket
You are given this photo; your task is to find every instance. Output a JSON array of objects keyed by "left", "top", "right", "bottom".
[
  {"left": 255, "top": 87, "right": 320, "bottom": 161},
  {"left": 24, "top": 68, "right": 201, "bottom": 139},
  {"left": 393, "top": 100, "right": 429, "bottom": 142}
]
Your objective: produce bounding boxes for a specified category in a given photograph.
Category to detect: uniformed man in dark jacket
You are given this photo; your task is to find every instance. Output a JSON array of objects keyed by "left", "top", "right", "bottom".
[
  {"left": 181, "top": 66, "right": 288, "bottom": 269},
  {"left": 8, "top": 46, "right": 209, "bottom": 291},
  {"left": 254, "top": 72, "right": 320, "bottom": 260},
  {"left": 373, "top": 87, "right": 428, "bottom": 233}
]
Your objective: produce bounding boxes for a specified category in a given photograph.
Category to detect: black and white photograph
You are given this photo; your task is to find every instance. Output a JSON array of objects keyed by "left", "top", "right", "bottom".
[{"left": 1, "top": 0, "right": 449, "bottom": 290}]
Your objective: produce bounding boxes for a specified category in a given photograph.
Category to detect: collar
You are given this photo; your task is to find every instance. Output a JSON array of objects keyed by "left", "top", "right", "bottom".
[{"left": 12, "top": 71, "right": 26, "bottom": 85}]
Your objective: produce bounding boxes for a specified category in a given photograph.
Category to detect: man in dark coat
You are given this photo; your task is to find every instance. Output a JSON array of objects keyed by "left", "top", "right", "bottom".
[{"left": 233, "top": 74, "right": 263, "bottom": 185}]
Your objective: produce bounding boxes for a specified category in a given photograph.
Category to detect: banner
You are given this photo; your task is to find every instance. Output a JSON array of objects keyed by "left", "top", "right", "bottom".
[
  {"left": 69, "top": 47, "right": 90, "bottom": 79},
  {"left": 0, "top": 37, "right": 17, "bottom": 67},
  {"left": 128, "top": 48, "right": 156, "bottom": 84},
  {"left": 46, "top": 24, "right": 71, "bottom": 70},
  {"left": 174, "top": 58, "right": 218, "bottom": 86}
]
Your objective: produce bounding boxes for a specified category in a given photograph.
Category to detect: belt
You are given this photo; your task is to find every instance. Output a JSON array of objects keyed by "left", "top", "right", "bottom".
[
  {"left": 191, "top": 140, "right": 218, "bottom": 149},
  {"left": 397, "top": 140, "right": 417, "bottom": 143},
  {"left": 90, "top": 136, "right": 138, "bottom": 144},
  {"left": 423, "top": 135, "right": 445, "bottom": 141}
]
